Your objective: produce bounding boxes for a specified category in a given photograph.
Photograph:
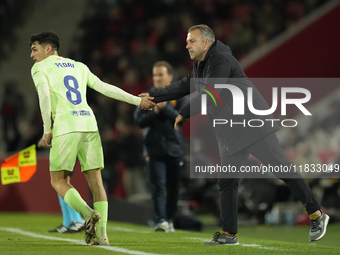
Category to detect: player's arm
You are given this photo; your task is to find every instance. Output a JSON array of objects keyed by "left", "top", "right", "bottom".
[
  {"left": 31, "top": 65, "right": 52, "bottom": 148},
  {"left": 84, "top": 63, "right": 156, "bottom": 110},
  {"left": 36, "top": 83, "right": 52, "bottom": 148},
  {"left": 92, "top": 80, "right": 156, "bottom": 110}
]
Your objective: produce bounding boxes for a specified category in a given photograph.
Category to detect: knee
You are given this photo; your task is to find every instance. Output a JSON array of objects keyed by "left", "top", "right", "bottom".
[
  {"left": 50, "top": 178, "right": 58, "bottom": 191},
  {"left": 50, "top": 177, "right": 65, "bottom": 191}
]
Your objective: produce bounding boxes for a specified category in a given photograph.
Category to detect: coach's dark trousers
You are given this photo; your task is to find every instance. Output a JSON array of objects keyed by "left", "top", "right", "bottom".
[
  {"left": 219, "top": 133, "right": 321, "bottom": 234},
  {"left": 147, "top": 155, "right": 183, "bottom": 222}
]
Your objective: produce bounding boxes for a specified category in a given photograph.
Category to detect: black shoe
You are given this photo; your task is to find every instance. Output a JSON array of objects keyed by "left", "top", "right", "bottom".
[
  {"left": 48, "top": 225, "right": 76, "bottom": 234},
  {"left": 203, "top": 231, "right": 238, "bottom": 245},
  {"left": 69, "top": 221, "right": 84, "bottom": 233},
  {"left": 309, "top": 212, "right": 330, "bottom": 241}
]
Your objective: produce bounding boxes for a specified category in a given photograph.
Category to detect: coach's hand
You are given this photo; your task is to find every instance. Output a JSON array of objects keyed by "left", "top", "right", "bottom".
[
  {"left": 38, "top": 133, "right": 52, "bottom": 148},
  {"left": 154, "top": 101, "right": 167, "bottom": 114},
  {"left": 174, "top": 114, "right": 187, "bottom": 131},
  {"left": 139, "top": 96, "right": 156, "bottom": 110},
  {"left": 138, "top": 93, "right": 150, "bottom": 97}
]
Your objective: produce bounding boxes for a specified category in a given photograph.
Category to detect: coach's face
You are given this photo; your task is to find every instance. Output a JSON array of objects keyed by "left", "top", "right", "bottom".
[
  {"left": 186, "top": 29, "right": 210, "bottom": 62},
  {"left": 30, "top": 41, "right": 49, "bottom": 63}
]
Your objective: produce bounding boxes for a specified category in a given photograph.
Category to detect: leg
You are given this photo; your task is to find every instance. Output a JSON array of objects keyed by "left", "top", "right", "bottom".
[
  {"left": 58, "top": 194, "right": 72, "bottom": 227},
  {"left": 50, "top": 170, "right": 93, "bottom": 228},
  {"left": 165, "top": 156, "right": 182, "bottom": 221},
  {"left": 247, "top": 133, "right": 321, "bottom": 215},
  {"left": 218, "top": 178, "right": 240, "bottom": 234},
  {"left": 203, "top": 149, "right": 248, "bottom": 245},
  {"left": 50, "top": 138, "right": 93, "bottom": 220},
  {"left": 78, "top": 132, "right": 108, "bottom": 244},
  {"left": 48, "top": 191, "right": 75, "bottom": 233},
  {"left": 50, "top": 170, "right": 92, "bottom": 219},
  {"left": 59, "top": 175, "right": 73, "bottom": 227},
  {"left": 50, "top": 170, "right": 72, "bottom": 198},
  {"left": 219, "top": 151, "right": 249, "bottom": 234},
  {"left": 83, "top": 169, "right": 107, "bottom": 203},
  {"left": 52, "top": 190, "right": 83, "bottom": 233},
  {"left": 50, "top": 132, "right": 103, "bottom": 243},
  {"left": 49, "top": 133, "right": 78, "bottom": 199},
  {"left": 66, "top": 173, "right": 83, "bottom": 231},
  {"left": 247, "top": 133, "right": 329, "bottom": 241},
  {"left": 148, "top": 156, "right": 167, "bottom": 222},
  {"left": 83, "top": 168, "right": 108, "bottom": 241}
]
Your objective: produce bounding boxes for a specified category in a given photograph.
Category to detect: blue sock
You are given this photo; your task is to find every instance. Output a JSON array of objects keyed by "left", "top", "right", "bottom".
[{"left": 58, "top": 194, "right": 72, "bottom": 227}]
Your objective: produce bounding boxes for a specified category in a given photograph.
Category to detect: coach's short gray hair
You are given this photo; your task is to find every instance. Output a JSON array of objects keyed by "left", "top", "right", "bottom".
[{"left": 188, "top": 24, "right": 215, "bottom": 44}]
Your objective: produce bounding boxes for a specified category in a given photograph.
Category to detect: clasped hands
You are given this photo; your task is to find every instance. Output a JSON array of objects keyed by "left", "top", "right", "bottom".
[{"left": 138, "top": 93, "right": 157, "bottom": 110}]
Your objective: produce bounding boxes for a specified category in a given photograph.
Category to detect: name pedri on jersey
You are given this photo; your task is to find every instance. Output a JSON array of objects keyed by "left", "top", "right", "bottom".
[{"left": 31, "top": 55, "right": 99, "bottom": 137}]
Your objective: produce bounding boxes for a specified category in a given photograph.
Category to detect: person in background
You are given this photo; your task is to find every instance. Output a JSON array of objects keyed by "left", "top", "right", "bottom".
[{"left": 134, "top": 61, "right": 187, "bottom": 232}]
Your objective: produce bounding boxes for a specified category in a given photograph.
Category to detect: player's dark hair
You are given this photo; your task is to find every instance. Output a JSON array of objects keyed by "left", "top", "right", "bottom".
[
  {"left": 30, "top": 32, "right": 60, "bottom": 51},
  {"left": 153, "top": 61, "right": 174, "bottom": 75}
]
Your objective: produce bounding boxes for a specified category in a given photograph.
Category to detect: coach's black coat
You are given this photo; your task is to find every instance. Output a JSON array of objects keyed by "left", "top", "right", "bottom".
[{"left": 150, "top": 40, "right": 279, "bottom": 156}]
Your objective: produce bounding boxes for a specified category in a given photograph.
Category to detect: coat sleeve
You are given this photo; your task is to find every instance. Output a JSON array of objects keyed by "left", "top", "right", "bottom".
[
  {"left": 149, "top": 73, "right": 193, "bottom": 103},
  {"left": 161, "top": 96, "right": 188, "bottom": 120},
  {"left": 179, "top": 54, "right": 232, "bottom": 118}
]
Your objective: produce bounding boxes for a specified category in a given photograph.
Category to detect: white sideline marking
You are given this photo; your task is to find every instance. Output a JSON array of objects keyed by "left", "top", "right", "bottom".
[
  {"left": 186, "top": 237, "right": 279, "bottom": 250},
  {"left": 109, "top": 226, "right": 153, "bottom": 234},
  {"left": 0, "top": 227, "right": 163, "bottom": 255},
  {"left": 110, "top": 226, "right": 278, "bottom": 250}
]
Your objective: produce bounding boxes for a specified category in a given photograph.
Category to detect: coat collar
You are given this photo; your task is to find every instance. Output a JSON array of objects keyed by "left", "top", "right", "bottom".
[
  {"left": 195, "top": 41, "right": 217, "bottom": 67},
  {"left": 203, "top": 41, "right": 217, "bottom": 62}
]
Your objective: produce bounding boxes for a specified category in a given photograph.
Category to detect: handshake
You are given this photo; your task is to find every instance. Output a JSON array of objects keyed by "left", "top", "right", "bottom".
[
  {"left": 138, "top": 92, "right": 186, "bottom": 131},
  {"left": 138, "top": 92, "right": 156, "bottom": 110}
]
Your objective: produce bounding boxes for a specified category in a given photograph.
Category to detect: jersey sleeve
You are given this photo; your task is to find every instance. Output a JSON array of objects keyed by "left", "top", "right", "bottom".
[
  {"left": 31, "top": 64, "right": 48, "bottom": 89},
  {"left": 37, "top": 82, "right": 52, "bottom": 134},
  {"left": 84, "top": 64, "right": 100, "bottom": 89},
  {"left": 92, "top": 80, "right": 142, "bottom": 106}
]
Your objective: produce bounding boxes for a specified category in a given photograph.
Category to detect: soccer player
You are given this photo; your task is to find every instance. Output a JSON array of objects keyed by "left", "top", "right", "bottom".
[{"left": 30, "top": 31, "right": 155, "bottom": 245}]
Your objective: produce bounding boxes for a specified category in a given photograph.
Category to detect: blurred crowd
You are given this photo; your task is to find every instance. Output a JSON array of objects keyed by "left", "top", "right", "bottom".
[
  {"left": 68, "top": 0, "right": 330, "bottom": 90},
  {"left": 1, "top": 0, "right": 338, "bottom": 226},
  {"left": 0, "top": 0, "right": 29, "bottom": 65}
]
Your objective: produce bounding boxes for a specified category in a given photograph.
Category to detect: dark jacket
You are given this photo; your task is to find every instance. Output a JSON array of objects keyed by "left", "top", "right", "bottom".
[
  {"left": 150, "top": 40, "right": 279, "bottom": 156},
  {"left": 134, "top": 87, "right": 187, "bottom": 157}
]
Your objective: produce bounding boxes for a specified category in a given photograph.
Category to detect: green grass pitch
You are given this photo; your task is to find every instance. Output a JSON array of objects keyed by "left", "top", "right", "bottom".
[{"left": 0, "top": 213, "right": 339, "bottom": 255}]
